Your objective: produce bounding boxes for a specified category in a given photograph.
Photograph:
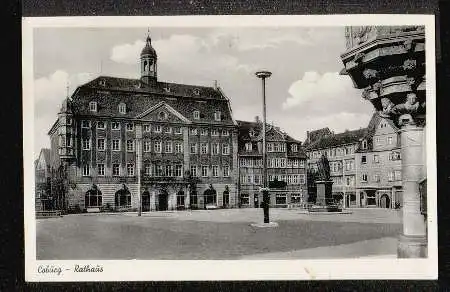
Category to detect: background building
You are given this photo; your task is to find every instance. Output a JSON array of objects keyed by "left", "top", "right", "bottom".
[
  {"left": 48, "top": 34, "right": 239, "bottom": 212},
  {"left": 237, "top": 118, "right": 308, "bottom": 208},
  {"left": 355, "top": 113, "right": 402, "bottom": 209},
  {"left": 35, "top": 148, "right": 51, "bottom": 211},
  {"left": 305, "top": 127, "right": 366, "bottom": 208}
]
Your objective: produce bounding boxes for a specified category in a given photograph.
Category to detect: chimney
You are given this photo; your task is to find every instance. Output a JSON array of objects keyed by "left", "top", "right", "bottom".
[{"left": 255, "top": 116, "right": 260, "bottom": 123}]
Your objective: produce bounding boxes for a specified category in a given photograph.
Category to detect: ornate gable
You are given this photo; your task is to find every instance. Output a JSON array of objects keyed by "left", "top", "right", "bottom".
[{"left": 135, "top": 101, "right": 191, "bottom": 124}]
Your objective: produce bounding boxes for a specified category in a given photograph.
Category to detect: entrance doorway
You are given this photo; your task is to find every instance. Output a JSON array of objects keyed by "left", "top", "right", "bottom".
[
  {"left": 380, "top": 194, "right": 391, "bottom": 208},
  {"left": 176, "top": 191, "right": 185, "bottom": 210},
  {"left": 158, "top": 190, "right": 168, "bottom": 211},
  {"left": 254, "top": 194, "right": 259, "bottom": 208},
  {"left": 142, "top": 191, "right": 150, "bottom": 211},
  {"left": 223, "top": 191, "right": 229, "bottom": 208}
]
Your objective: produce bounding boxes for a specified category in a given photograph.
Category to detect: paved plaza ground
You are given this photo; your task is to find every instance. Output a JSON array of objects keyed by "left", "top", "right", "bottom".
[{"left": 36, "top": 208, "right": 402, "bottom": 260}]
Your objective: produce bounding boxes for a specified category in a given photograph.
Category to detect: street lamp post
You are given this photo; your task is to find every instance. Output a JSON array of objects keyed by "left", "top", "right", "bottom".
[{"left": 255, "top": 70, "right": 272, "bottom": 224}]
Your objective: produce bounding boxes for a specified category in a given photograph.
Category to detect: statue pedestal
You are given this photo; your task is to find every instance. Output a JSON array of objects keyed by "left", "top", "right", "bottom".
[{"left": 315, "top": 180, "right": 334, "bottom": 206}]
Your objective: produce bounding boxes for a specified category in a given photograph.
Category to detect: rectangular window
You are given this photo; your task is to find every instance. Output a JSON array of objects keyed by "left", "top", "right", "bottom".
[
  {"left": 245, "top": 143, "right": 252, "bottom": 152},
  {"left": 376, "top": 137, "right": 383, "bottom": 145},
  {"left": 387, "top": 136, "right": 393, "bottom": 145},
  {"left": 212, "top": 143, "right": 219, "bottom": 155},
  {"left": 154, "top": 141, "right": 162, "bottom": 153},
  {"left": 127, "top": 164, "right": 134, "bottom": 176},
  {"left": 112, "top": 164, "right": 120, "bottom": 176},
  {"left": 373, "top": 174, "right": 380, "bottom": 182},
  {"left": 144, "top": 141, "right": 151, "bottom": 152},
  {"left": 144, "top": 164, "right": 152, "bottom": 176},
  {"left": 82, "top": 138, "right": 91, "bottom": 150},
  {"left": 164, "top": 126, "right": 172, "bottom": 134},
  {"left": 214, "top": 111, "right": 221, "bottom": 121},
  {"left": 112, "top": 139, "right": 120, "bottom": 151},
  {"left": 190, "top": 128, "right": 197, "bottom": 135},
  {"left": 190, "top": 143, "right": 198, "bottom": 154},
  {"left": 240, "top": 194, "right": 249, "bottom": 206},
  {"left": 111, "top": 122, "right": 120, "bottom": 130},
  {"left": 154, "top": 125, "right": 162, "bottom": 133},
  {"left": 165, "top": 165, "right": 173, "bottom": 177},
  {"left": 201, "top": 165, "right": 208, "bottom": 177},
  {"left": 267, "top": 143, "right": 273, "bottom": 152},
  {"left": 200, "top": 128, "right": 208, "bottom": 136},
  {"left": 175, "top": 142, "right": 183, "bottom": 153},
  {"left": 126, "top": 140, "right": 135, "bottom": 152},
  {"left": 193, "top": 110, "right": 200, "bottom": 120},
  {"left": 190, "top": 165, "right": 197, "bottom": 177},
  {"left": 97, "top": 138, "right": 105, "bottom": 151},
  {"left": 212, "top": 165, "right": 219, "bottom": 177},
  {"left": 291, "top": 144, "right": 298, "bottom": 152},
  {"left": 223, "top": 165, "right": 230, "bottom": 177},
  {"left": 175, "top": 165, "right": 183, "bottom": 177},
  {"left": 373, "top": 154, "right": 379, "bottom": 163},
  {"left": 97, "top": 164, "right": 105, "bottom": 176},
  {"left": 222, "top": 129, "right": 229, "bottom": 136},
  {"left": 156, "top": 165, "right": 164, "bottom": 176},
  {"left": 126, "top": 123, "right": 134, "bottom": 131},
  {"left": 394, "top": 170, "right": 402, "bottom": 181},
  {"left": 201, "top": 143, "right": 208, "bottom": 154},
  {"left": 174, "top": 127, "right": 182, "bottom": 134},
  {"left": 291, "top": 194, "right": 302, "bottom": 204},
  {"left": 299, "top": 174, "right": 306, "bottom": 184},
  {"left": 361, "top": 155, "right": 367, "bottom": 164},
  {"left": 211, "top": 129, "right": 219, "bottom": 136},
  {"left": 388, "top": 171, "right": 394, "bottom": 181},
  {"left": 97, "top": 121, "right": 105, "bottom": 129},
  {"left": 81, "top": 120, "right": 91, "bottom": 128},
  {"left": 276, "top": 194, "right": 287, "bottom": 205},
  {"left": 293, "top": 160, "right": 299, "bottom": 168},
  {"left": 165, "top": 141, "right": 173, "bottom": 153},
  {"left": 83, "top": 164, "right": 90, "bottom": 176},
  {"left": 144, "top": 124, "right": 151, "bottom": 132},
  {"left": 361, "top": 174, "right": 368, "bottom": 182},
  {"left": 222, "top": 144, "right": 230, "bottom": 155}
]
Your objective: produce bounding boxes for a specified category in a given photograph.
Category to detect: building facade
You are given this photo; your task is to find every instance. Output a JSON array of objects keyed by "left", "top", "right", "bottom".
[
  {"left": 35, "top": 148, "right": 51, "bottom": 211},
  {"left": 305, "top": 128, "right": 366, "bottom": 208},
  {"left": 237, "top": 119, "right": 308, "bottom": 208},
  {"left": 48, "top": 34, "right": 239, "bottom": 212},
  {"left": 355, "top": 113, "right": 403, "bottom": 209}
]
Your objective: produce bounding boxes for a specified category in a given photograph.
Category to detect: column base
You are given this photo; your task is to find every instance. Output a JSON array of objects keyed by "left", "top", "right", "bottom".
[{"left": 397, "top": 234, "right": 427, "bottom": 258}]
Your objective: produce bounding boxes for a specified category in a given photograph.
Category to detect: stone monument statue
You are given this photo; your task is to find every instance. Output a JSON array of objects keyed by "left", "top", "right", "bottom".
[
  {"left": 317, "top": 154, "right": 331, "bottom": 181},
  {"left": 314, "top": 154, "right": 334, "bottom": 208}
]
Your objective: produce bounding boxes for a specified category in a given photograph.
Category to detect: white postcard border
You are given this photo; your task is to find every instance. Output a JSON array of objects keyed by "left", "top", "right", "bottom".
[{"left": 23, "top": 14, "right": 438, "bottom": 281}]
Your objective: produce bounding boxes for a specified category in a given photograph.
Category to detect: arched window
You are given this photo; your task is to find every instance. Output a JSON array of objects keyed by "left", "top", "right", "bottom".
[
  {"left": 118, "top": 102, "right": 126, "bottom": 114},
  {"left": 115, "top": 185, "right": 131, "bottom": 209},
  {"left": 223, "top": 186, "right": 230, "bottom": 207},
  {"left": 144, "top": 60, "right": 148, "bottom": 71},
  {"left": 85, "top": 185, "right": 102, "bottom": 208},
  {"left": 203, "top": 185, "right": 217, "bottom": 206}
]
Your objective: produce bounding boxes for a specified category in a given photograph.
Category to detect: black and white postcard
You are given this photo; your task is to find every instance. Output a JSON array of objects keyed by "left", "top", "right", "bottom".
[{"left": 23, "top": 15, "right": 437, "bottom": 281}]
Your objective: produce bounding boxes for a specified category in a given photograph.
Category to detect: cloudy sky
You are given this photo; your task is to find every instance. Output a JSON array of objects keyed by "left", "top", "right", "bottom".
[{"left": 33, "top": 26, "right": 374, "bottom": 158}]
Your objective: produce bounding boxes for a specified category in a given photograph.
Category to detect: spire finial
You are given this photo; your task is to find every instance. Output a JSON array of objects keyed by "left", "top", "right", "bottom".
[
  {"left": 66, "top": 80, "right": 70, "bottom": 99},
  {"left": 146, "top": 28, "right": 151, "bottom": 43}
]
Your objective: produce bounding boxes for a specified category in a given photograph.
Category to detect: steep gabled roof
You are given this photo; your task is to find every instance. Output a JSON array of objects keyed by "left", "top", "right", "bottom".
[
  {"left": 306, "top": 128, "right": 367, "bottom": 151},
  {"left": 304, "top": 127, "right": 333, "bottom": 146}
]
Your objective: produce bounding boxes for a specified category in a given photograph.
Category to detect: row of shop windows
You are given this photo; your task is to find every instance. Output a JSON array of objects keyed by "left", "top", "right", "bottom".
[
  {"left": 240, "top": 193, "right": 304, "bottom": 206},
  {"left": 239, "top": 158, "right": 305, "bottom": 168}
]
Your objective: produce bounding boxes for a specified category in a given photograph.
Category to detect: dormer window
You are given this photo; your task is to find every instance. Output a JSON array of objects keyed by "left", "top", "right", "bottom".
[
  {"left": 193, "top": 88, "right": 200, "bottom": 95},
  {"left": 214, "top": 111, "right": 221, "bottom": 121},
  {"left": 126, "top": 123, "right": 134, "bottom": 131},
  {"left": 118, "top": 103, "right": 126, "bottom": 114},
  {"left": 89, "top": 101, "right": 97, "bottom": 112},
  {"left": 361, "top": 140, "right": 367, "bottom": 149},
  {"left": 98, "top": 79, "right": 106, "bottom": 87},
  {"left": 249, "top": 129, "right": 256, "bottom": 137},
  {"left": 163, "top": 87, "right": 171, "bottom": 93},
  {"left": 193, "top": 110, "right": 200, "bottom": 120}
]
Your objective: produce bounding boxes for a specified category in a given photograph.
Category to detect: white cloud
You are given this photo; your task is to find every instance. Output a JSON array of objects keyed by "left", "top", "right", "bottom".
[
  {"left": 282, "top": 71, "right": 372, "bottom": 115},
  {"left": 110, "top": 40, "right": 145, "bottom": 65},
  {"left": 34, "top": 70, "right": 96, "bottom": 158}
]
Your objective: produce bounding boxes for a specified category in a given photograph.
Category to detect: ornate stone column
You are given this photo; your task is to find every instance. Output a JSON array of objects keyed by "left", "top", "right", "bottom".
[{"left": 341, "top": 26, "right": 427, "bottom": 258}]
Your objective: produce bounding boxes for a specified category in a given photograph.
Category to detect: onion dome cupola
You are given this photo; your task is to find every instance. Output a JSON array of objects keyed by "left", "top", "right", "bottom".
[{"left": 140, "top": 33, "right": 158, "bottom": 86}]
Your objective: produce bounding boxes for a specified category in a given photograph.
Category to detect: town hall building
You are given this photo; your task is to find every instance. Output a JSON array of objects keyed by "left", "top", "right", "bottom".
[{"left": 48, "top": 34, "right": 239, "bottom": 212}]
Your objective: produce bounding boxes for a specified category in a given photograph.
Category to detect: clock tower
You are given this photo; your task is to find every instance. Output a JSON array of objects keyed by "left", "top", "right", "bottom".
[{"left": 140, "top": 33, "right": 157, "bottom": 86}]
